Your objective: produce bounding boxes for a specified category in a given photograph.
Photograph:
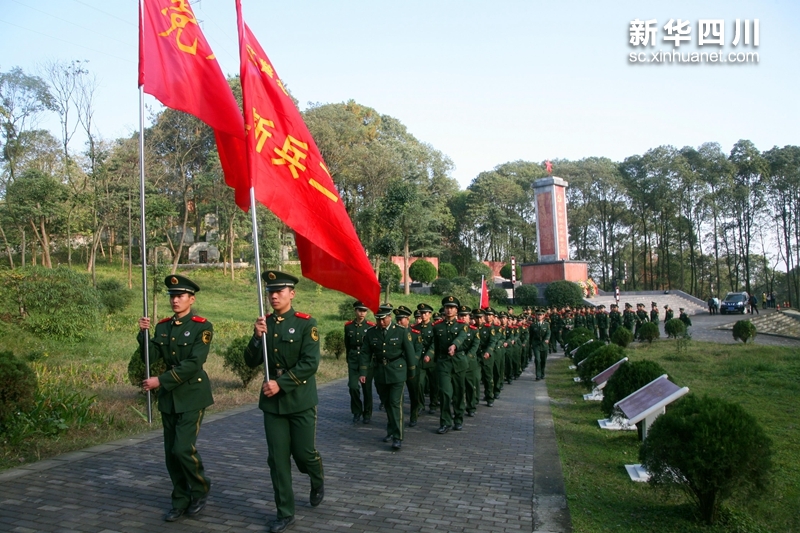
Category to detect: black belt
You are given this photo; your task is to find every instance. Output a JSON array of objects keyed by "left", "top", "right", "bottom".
[{"left": 380, "top": 355, "right": 404, "bottom": 365}]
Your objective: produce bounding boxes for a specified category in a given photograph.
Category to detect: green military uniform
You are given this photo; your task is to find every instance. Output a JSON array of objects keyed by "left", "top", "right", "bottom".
[
  {"left": 635, "top": 304, "right": 649, "bottom": 338},
  {"left": 414, "top": 303, "right": 439, "bottom": 414},
  {"left": 243, "top": 271, "right": 324, "bottom": 526},
  {"left": 344, "top": 301, "right": 374, "bottom": 423},
  {"left": 664, "top": 306, "right": 674, "bottom": 332},
  {"left": 423, "top": 296, "right": 469, "bottom": 433},
  {"left": 479, "top": 310, "right": 499, "bottom": 406},
  {"left": 650, "top": 302, "right": 659, "bottom": 325},
  {"left": 679, "top": 309, "right": 692, "bottom": 327},
  {"left": 361, "top": 304, "right": 415, "bottom": 448},
  {"left": 492, "top": 314, "right": 507, "bottom": 399},
  {"left": 574, "top": 311, "right": 587, "bottom": 330},
  {"left": 138, "top": 275, "right": 213, "bottom": 518},
  {"left": 549, "top": 310, "right": 562, "bottom": 353},
  {"left": 609, "top": 305, "right": 622, "bottom": 338},
  {"left": 622, "top": 304, "right": 635, "bottom": 331},
  {"left": 459, "top": 307, "right": 482, "bottom": 417},
  {"left": 394, "top": 305, "right": 421, "bottom": 428},
  {"left": 596, "top": 305, "right": 610, "bottom": 342},
  {"left": 530, "top": 311, "right": 551, "bottom": 380}
]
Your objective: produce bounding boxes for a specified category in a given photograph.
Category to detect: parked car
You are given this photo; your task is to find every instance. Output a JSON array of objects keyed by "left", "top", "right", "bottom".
[{"left": 720, "top": 292, "right": 748, "bottom": 314}]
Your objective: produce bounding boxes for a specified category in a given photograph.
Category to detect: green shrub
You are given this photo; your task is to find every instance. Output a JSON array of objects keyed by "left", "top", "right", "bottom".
[
  {"left": 489, "top": 287, "right": 508, "bottom": 305},
  {"left": 96, "top": 278, "right": 133, "bottom": 314},
  {"left": 564, "top": 326, "right": 593, "bottom": 347},
  {"left": 438, "top": 262, "right": 458, "bottom": 280},
  {"left": 565, "top": 334, "right": 593, "bottom": 357},
  {"left": 639, "top": 394, "right": 772, "bottom": 525},
  {"left": 637, "top": 321, "right": 660, "bottom": 343},
  {"left": 499, "top": 263, "right": 521, "bottom": 280},
  {"left": 514, "top": 284, "right": 538, "bottom": 306},
  {"left": 601, "top": 359, "right": 666, "bottom": 417},
  {"left": 0, "top": 351, "right": 37, "bottom": 425},
  {"left": 451, "top": 276, "right": 473, "bottom": 289},
  {"left": 578, "top": 344, "right": 625, "bottom": 390},
  {"left": 324, "top": 329, "right": 345, "bottom": 359},
  {"left": 338, "top": 298, "right": 357, "bottom": 320},
  {"left": 611, "top": 326, "right": 634, "bottom": 348},
  {"left": 466, "top": 262, "right": 493, "bottom": 285},
  {"left": 409, "top": 259, "right": 437, "bottom": 283},
  {"left": 378, "top": 262, "right": 402, "bottom": 294},
  {"left": 572, "top": 339, "right": 603, "bottom": 365},
  {"left": 431, "top": 278, "right": 453, "bottom": 296},
  {"left": 0, "top": 266, "right": 101, "bottom": 341},
  {"left": 222, "top": 335, "right": 262, "bottom": 387},
  {"left": 732, "top": 319, "right": 757, "bottom": 343},
  {"left": 664, "top": 318, "right": 686, "bottom": 339},
  {"left": 127, "top": 346, "right": 168, "bottom": 387},
  {"left": 545, "top": 280, "right": 584, "bottom": 307}
]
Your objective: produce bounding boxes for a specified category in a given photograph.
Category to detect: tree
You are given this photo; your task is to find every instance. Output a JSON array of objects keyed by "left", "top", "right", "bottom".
[
  {"left": 408, "top": 259, "right": 437, "bottom": 283},
  {"left": 4, "top": 169, "right": 67, "bottom": 268}
]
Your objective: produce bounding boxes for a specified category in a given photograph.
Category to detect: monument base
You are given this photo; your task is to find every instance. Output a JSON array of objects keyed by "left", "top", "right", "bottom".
[{"left": 521, "top": 260, "right": 588, "bottom": 284}]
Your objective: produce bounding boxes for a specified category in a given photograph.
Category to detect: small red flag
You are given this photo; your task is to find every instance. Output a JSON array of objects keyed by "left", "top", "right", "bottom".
[
  {"left": 139, "top": 0, "right": 249, "bottom": 208},
  {"left": 480, "top": 277, "right": 490, "bottom": 309},
  {"left": 236, "top": 1, "right": 380, "bottom": 311}
]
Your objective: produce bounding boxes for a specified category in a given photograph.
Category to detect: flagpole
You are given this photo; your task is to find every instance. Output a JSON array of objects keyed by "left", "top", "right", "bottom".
[
  {"left": 248, "top": 188, "right": 271, "bottom": 380},
  {"left": 138, "top": 83, "right": 152, "bottom": 425}
]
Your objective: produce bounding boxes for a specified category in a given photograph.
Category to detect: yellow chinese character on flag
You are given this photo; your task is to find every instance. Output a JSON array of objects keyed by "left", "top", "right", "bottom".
[
  {"left": 252, "top": 108, "right": 274, "bottom": 153},
  {"left": 272, "top": 135, "right": 308, "bottom": 178}
]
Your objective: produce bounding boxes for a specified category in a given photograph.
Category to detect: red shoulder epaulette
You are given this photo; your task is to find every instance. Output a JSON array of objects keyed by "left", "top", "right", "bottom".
[
  {"left": 345, "top": 320, "right": 353, "bottom": 326},
  {"left": 158, "top": 317, "right": 171, "bottom": 324},
  {"left": 469, "top": 325, "right": 478, "bottom": 330},
  {"left": 191, "top": 316, "right": 207, "bottom": 323},
  {"left": 367, "top": 321, "right": 376, "bottom": 326},
  {"left": 457, "top": 319, "right": 467, "bottom": 324},
  {"left": 433, "top": 319, "right": 444, "bottom": 326},
  {"left": 483, "top": 323, "right": 492, "bottom": 328},
  {"left": 264, "top": 313, "right": 272, "bottom": 318},
  {"left": 295, "top": 312, "right": 311, "bottom": 319},
  {"left": 411, "top": 328, "right": 420, "bottom": 334}
]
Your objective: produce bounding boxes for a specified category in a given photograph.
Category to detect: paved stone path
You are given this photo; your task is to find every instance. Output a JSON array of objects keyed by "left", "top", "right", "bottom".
[{"left": 0, "top": 361, "right": 570, "bottom": 533}]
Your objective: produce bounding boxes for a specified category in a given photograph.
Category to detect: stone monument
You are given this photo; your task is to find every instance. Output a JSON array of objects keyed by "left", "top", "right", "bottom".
[{"left": 521, "top": 174, "right": 588, "bottom": 290}]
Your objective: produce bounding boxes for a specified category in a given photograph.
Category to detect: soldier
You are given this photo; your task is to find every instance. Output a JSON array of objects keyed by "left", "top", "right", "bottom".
[
  {"left": 664, "top": 304, "right": 674, "bottom": 322},
  {"left": 650, "top": 302, "right": 659, "bottom": 325},
  {"left": 574, "top": 307, "right": 587, "bottom": 330},
  {"left": 679, "top": 308, "right": 692, "bottom": 327},
  {"left": 622, "top": 303, "right": 635, "bottom": 331},
  {"left": 492, "top": 312, "right": 508, "bottom": 399},
  {"left": 344, "top": 301, "right": 374, "bottom": 424},
  {"left": 244, "top": 271, "right": 324, "bottom": 533},
  {"left": 360, "top": 304, "right": 415, "bottom": 450},
  {"left": 480, "top": 308, "right": 498, "bottom": 407},
  {"left": 460, "top": 306, "right": 482, "bottom": 417},
  {"left": 422, "top": 296, "right": 469, "bottom": 434},
  {"left": 530, "top": 308, "right": 551, "bottom": 380},
  {"left": 414, "top": 303, "right": 438, "bottom": 415},
  {"left": 596, "top": 304, "right": 610, "bottom": 343},
  {"left": 505, "top": 315, "right": 518, "bottom": 384},
  {"left": 635, "top": 303, "right": 649, "bottom": 338},
  {"left": 550, "top": 308, "right": 563, "bottom": 353},
  {"left": 394, "top": 305, "right": 421, "bottom": 428},
  {"left": 609, "top": 303, "right": 622, "bottom": 339},
  {"left": 138, "top": 275, "right": 213, "bottom": 522}
]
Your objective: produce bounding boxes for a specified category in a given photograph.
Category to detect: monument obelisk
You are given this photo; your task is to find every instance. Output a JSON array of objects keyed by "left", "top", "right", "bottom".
[{"left": 521, "top": 162, "right": 588, "bottom": 291}]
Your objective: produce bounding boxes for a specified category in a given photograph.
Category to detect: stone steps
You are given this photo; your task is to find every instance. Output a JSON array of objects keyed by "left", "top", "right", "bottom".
[{"left": 718, "top": 311, "right": 800, "bottom": 339}]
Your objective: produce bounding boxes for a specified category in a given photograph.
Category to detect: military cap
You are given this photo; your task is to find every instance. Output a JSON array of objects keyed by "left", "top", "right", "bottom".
[
  {"left": 598, "top": 304, "right": 605, "bottom": 309},
  {"left": 352, "top": 300, "right": 369, "bottom": 311},
  {"left": 438, "top": 307, "right": 444, "bottom": 314},
  {"left": 417, "top": 303, "right": 434, "bottom": 312},
  {"left": 663, "top": 305, "right": 669, "bottom": 309},
  {"left": 393, "top": 305, "right": 412, "bottom": 318},
  {"left": 535, "top": 308, "right": 546, "bottom": 315},
  {"left": 485, "top": 307, "right": 496, "bottom": 316},
  {"left": 472, "top": 308, "right": 485, "bottom": 317},
  {"left": 637, "top": 302, "right": 645, "bottom": 307},
  {"left": 375, "top": 303, "right": 394, "bottom": 318},
  {"left": 625, "top": 303, "right": 632, "bottom": 308},
  {"left": 442, "top": 296, "right": 460, "bottom": 308},
  {"left": 507, "top": 306, "right": 515, "bottom": 311},
  {"left": 679, "top": 307, "right": 685, "bottom": 312},
  {"left": 458, "top": 305, "right": 472, "bottom": 315},
  {"left": 651, "top": 301, "right": 657, "bottom": 307},
  {"left": 164, "top": 274, "right": 200, "bottom": 295},
  {"left": 498, "top": 311, "right": 508, "bottom": 318},
  {"left": 413, "top": 310, "right": 422, "bottom": 318},
  {"left": 262, "top": 270, "right": 299, "bottom": 291}
]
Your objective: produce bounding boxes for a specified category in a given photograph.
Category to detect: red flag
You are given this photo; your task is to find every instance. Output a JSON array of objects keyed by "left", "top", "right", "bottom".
[
  {"left": 236, "top": 1, "right": 380, "bottom": 311},
  {"left": 480, "top": 276, "right": 490, "bottom": 309},
  {"left": 138, "top": 0, "right": 249, "bottom": 208}
]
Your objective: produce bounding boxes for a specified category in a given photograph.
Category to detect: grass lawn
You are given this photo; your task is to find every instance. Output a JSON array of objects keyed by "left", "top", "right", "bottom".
[
  {"left": 548, "top": 338, "right": 800, "bottom": 533},
  {"left": 0, "top": 263, "right": 451, "bottom": 470}
]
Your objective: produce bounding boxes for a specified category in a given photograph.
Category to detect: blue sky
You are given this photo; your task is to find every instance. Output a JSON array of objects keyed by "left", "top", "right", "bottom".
[{"left": 1, "top": 0, "right": 797, "bottom": 188}]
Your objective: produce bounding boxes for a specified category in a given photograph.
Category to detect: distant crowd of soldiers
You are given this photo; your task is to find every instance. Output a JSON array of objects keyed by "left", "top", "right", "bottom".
[{"left": 344, "top": 297, "right": 694, "bottom": 451}]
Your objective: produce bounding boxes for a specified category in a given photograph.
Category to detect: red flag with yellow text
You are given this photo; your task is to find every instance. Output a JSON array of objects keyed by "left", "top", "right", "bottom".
[
  {"left": 480, "top": 277, "right": 490, "bottom": 309},
  {"left": 138, "top": 0, "right": 249, "bottom": 209},
  {"left": 236, "top": 0, "right": 380, "bottom": 311}
]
